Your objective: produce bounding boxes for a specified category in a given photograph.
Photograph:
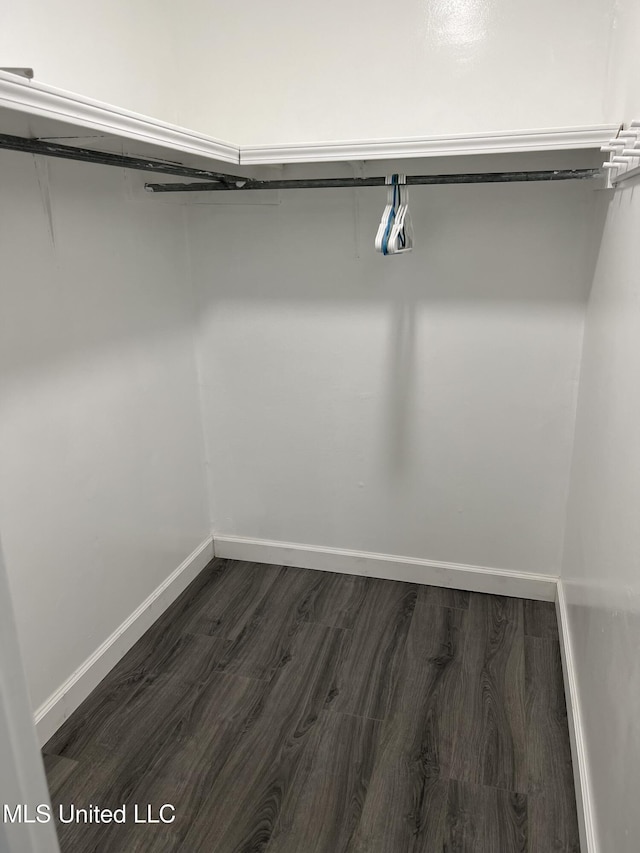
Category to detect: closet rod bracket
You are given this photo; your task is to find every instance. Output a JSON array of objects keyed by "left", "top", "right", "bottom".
[{"left": 0, "top": 67, "right": 34, "bottom": 79}]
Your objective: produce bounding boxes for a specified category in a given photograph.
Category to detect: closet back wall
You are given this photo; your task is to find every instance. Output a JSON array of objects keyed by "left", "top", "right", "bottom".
[
  {"left": 1, "top": 0, "right": 613, "bottom": 145},
  {"left": 189, "top": 174, "right": 599, "bottom": 575},
  {"left": 176, "top": 0, "right": 613, "bottom": 143},
  {"left": 0, "top": 155, "right": 209, "bottom": 716}
]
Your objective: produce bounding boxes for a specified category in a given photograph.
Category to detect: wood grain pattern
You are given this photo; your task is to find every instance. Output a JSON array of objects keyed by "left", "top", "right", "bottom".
[
  {"left": 523, "top": 599, "right": 559, "bottom": 640},
  {"left": 45, "top": 633, "right": 229, "bottom": 759},
  {"left": 42, "top": 559, "right": 579, "bottom": 853},
  {"left": 325, "top": 578, "right": 417, "bottom": 720},
  {"left": 211, "top": 564, "right": 365, "bottom": 681},
  {"left": 449, "top": 593, "right": 527, "bottom": 792},
  {"left": 352, "top": 604, "right": 465, "bottom": 852},
  {"left": 53, "top": 671, "right": 266, "bottom": 852},
  {"left": 443, "top": 780, "right": 527, "bottom": 853},
  {"left": 177, "top": 621, "right": 344, "bottom": 852},
  {"left": 42, "top": 754, "right": 78, "bottom": 799},
  {"left": 268, "top": 710, "right": 382, "bottom": 853},
  {"left": 526, "top": 636, "right": 580, "bottom": 852},
  {"left": 182, "top": 558, "right": 282, "bottom": 639},
  {"left": 418, "top": 584, "right": 470, "bottom": 610},
  {"left": 44, "top": 558, "right": 237, "bottom": 757},
  {"left": 289, "top": 568, "right": 368, "bottom": 629}
]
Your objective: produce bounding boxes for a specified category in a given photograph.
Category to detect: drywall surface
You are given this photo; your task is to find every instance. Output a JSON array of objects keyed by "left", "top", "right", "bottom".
[
  {"left": 0, "top": 153, "right": 209, "bottom": 712},
  {"left": 189, "top": 169, "right": 597, "bottom": 574},
  {"left": 605, "top": 0, "right": 640, "bottom": 121},
  {"left": 1, "top": 0, "right": 614, "bottom": 145},
  {"left": 561, "top": 186, "right": 640, "bottom": 853},
  {"left": 175, "top": 0, "right": 613, "bottom": 144},
  {"left": 561, "top": 9, "right": 640, "bottom": 849},
  {"left": 0, "top": 0, "right": 181, "bottom": 127},
  {"left": 0, "top": 537, "right": 60, "bottom": 853}
]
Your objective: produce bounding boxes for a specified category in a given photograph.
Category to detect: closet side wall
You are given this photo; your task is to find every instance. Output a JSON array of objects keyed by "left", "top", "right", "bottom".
[
  {"left": 561, "top": 3, "right": 640, "bottom": 849},
  {"left": 188, "top": 175, "right": 596, "bottom": 576},
  {"left": 0, "top": 157, "right": 209, "bottom": 715}
]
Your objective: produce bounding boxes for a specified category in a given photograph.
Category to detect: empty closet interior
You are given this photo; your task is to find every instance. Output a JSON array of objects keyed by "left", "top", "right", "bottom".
[{"left": 1, "top": 0, "right": 639, "bottom": 851}]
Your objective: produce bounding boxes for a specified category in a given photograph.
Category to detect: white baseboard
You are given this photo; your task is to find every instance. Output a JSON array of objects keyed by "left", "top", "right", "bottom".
[
  {"left": 34, "top": 536, "right": 214, "bottom": 745},
  {"left": 213, "top": 535, "right": 557, "bottom": 601},
  {"left": 556, "top": 581, "right": 598, "bottom": 853}
]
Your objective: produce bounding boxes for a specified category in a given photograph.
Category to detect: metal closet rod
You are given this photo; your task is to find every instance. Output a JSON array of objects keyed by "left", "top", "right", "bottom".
[
  {"left": 0, "top": 132, "right": 247, "bottom": 184},
  {"left": 146, "top": 169, "right": 601, "bottom": 192},
  {"left": 0, "top": 133, "right": 601, "bottom": 189}
]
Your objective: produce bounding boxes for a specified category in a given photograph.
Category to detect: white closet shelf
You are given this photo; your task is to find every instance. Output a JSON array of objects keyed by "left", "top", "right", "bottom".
[
  {"left": 0, "top": 70, "right": 240, "bottom": 165},
  {"left": 240, "top": 127, "right": 621, "bottom": 165},
  {"left": 0, "top": 70, "right": 620, "bottom": 171}
]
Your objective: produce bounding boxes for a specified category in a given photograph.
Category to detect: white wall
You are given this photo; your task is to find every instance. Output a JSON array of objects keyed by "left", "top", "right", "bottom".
[
  {"left": 1, "top": 0, "right": 615, "bottom": 145},
  {"left": 562, "top": 189, "right": 640, "bottom": 852},
  {"left": 561, "top": 2, "right": 640, "bottom": 848},
  {"left": 188, "top": 159, "right": 599, "bottom": 574},
  {"left": 0, "top": 536, "right": 60, "bottom": 853},
  {"left": 0, "top": 0, "right": 181, "bottom": 126},
  {"left": 0, "top": 154, "right": 209, "bottom": 713},
  {"left": 175, "top": 0, "right": 614, "bottom": 144}
]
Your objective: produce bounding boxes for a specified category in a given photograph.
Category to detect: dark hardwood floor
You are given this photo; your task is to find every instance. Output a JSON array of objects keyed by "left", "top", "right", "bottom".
[{"left": 43, "top": 558, "right": 580, "bottom": 852}]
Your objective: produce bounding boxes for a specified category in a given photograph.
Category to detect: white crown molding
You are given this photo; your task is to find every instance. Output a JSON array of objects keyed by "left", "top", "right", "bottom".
[
  {"left": 0, "top": 70, "right": 240, "bottom": 164},
  {"left": 240, "top": 125, "right": 621, "bottom": 165},
  {"left": 0, "top": 72, "right": 619, "bottom": 169}
]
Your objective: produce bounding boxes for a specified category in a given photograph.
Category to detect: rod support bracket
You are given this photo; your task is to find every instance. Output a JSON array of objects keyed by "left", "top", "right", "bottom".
[{"left": 0, "top": 67, "right": 34, "bottom": 79}]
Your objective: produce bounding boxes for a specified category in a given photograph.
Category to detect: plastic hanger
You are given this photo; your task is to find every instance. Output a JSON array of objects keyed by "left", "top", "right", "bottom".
[
  {"left": 375, "top": 174, "right": 413, "bottom": 255},
  {"left": 387, "top": 177, "right": 413, "bottom": 254},
  {"left": 374, "top": 175, "right": 396, "bottom": 253}
]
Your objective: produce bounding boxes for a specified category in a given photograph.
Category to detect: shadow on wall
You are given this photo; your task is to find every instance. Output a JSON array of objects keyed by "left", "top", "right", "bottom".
[
  {"left": 0, "top": 152, "right": 607, "bottom": 390},
  {"left": 187, "top": 178, "right": 608, "bottom": 463},
  {"left": 387, "top": 284, "right": 417, "bottom": 478},
  {"left": 183, "top": 178, "right": 610, "bottom": 571},
  {"left": 187, "top": 180, "right": 606, "bottom": 306}
]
